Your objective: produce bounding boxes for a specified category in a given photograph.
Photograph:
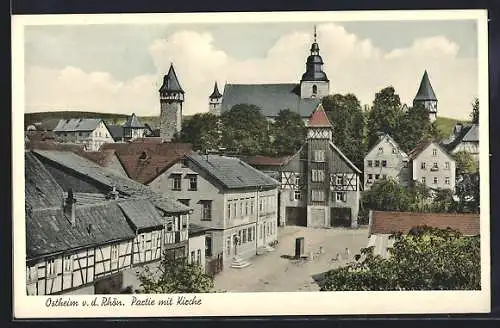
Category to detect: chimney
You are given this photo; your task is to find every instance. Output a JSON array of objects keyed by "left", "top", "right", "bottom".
[
  {"left": 454, "top": 123, "right": 463, "bottom": 136},
  {"left": 108, "top": 186, "right": 119, "bottom": 200},
  {"left": 64, "top": 188, "right": 77, "bottom": 225}
]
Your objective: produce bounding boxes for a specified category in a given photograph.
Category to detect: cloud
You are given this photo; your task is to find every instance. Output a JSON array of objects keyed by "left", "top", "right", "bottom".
[{"left": 25, "top": 23, "right": 478, "bottom": 120}]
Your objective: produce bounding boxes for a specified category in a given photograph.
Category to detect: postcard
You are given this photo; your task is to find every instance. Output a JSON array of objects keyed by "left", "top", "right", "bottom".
[{"left": 12, "top": 9, "right": 490, "bottom": 318}]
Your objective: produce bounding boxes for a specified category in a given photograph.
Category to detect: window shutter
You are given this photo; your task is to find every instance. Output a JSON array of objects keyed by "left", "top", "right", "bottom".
[
  {"left": 289, "top": 190, "right": 295, "bottom": 201},
  {"left": 343, "top": 192, "right": 347, "bottom": 202}
]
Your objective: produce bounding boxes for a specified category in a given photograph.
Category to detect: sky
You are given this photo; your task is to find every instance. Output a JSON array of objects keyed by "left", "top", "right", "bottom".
[{"left": 24, "top": 20, "right": 479, "bottom": 120}]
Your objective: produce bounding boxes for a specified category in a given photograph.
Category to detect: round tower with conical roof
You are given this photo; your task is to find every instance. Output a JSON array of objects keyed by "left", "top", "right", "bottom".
[
  {"left": 208, "top": 82, "right": 223, "bottom": 115},
  {"left": 159, "top": 63, "right": 185, "bottom": 142},
  {"left": 300, "top": 26, "right": 330, "bottom": 99},
  {"left": 413, "top": 70, "right": 438, "bottom": 122}
]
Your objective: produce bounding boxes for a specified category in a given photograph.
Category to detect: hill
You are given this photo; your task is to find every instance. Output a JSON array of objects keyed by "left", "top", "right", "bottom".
[
  {"left": 433, "top": 116, "right": 470, "bottom": 140},
  {"left": 24, "top": 111, "right": 193, "bottom": 129}
]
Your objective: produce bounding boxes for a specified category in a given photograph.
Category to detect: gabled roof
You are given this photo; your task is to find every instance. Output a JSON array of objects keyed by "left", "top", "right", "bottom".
[
  {"left": 365, "top": 133, "right": 409, "bottom": 159},
  {"left": 329, "top": 142, "right": 362, "bottom": 174},
  {"left": 99, "top": 142, "right": 193, "bottom": 184},
  {"left": 187, "top": 153, "right": 280, "bottom": 190},
  {"left": 209, "top": 82, "right": 223, "bottom": 99},
  {"left": 463, "top": 124, "right": 479, "bottom": 142},
  {"left": 32, "top": 150, "right": 191, "bottom": 214},
  {"left": 408, "top": 139, "right": 454, "bottom": 161},
  {"left": 188, "top": 223, "right": 210, "bottom": 237},
  {"left": 369, "top": 211, "right": 480, "bottom": 236},
  {"left": 118, "top": 200, "right": 164, "bottom": 231},
  {"left": 159, "top": 64, "right": 184, "bottom": 94},
  {"left": 26, "top": 204, "right": 136, "bottom": 259},
  {"left": 307, "top": 104, "right": 332, "bottom": 128},
  {"left": 53, "top": 118, "right": 104, "bottom": 132},
  {"left": 220, "top": 83, "right": 321, "bottom": 118},
  {"left": 25, "top": 152, "right": 65, "bottom": 209},
  {"left": 414, "top": 70, "right": 437, "bottom": 102},
  {"left": 107, "top": 125, "right": 124, "bottom": 141},
  {"left": 33, "top": 118, "right": 62, "bottom": 131},
  {"left": 122, "top": 113, "right": 144, "bottom": 128}
]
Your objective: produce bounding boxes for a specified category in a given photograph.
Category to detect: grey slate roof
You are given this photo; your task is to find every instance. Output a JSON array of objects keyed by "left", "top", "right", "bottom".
[
  {"left": 118, "top": 200, "right": 164, "bottom": 231},
  {"left": 107, "top": 125, "right": 124, "bottom": 141},
  {"left": 441, "top": 124, "right": 479, "bottom": 152},
  {"left": 123, "top": 113, "right": 144, "bottom": 128},
  {"left": 414, "top": 70, "right": 437, "bottom": 101},
  {"left": 187, "top": 153, "right": 279, "bottom": 190},
  {"left": 463, "top": 124, "right": 479, "bottom": 142},
  {"left": 159, "top": 64, "right": 184, "bottom": 94},
  {"left": 54, "top": 118, "right": 103, "bottom": 132},
  {"left": 25, "top": 152, "right": 65, "bottom": 209},
  {"left": 32, "top": 150, "right": 191, "bottom": 214},
  {"left": 220, "top": 83, "right": 321, "bottom": 118},
  {"left": 26, "top": 204, "right": 135, "bottom": 259}
]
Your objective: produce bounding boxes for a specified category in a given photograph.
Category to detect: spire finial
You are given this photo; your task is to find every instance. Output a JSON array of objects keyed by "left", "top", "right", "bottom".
[{"left": 314, "top": 25, "right": 317, "bottom": 42}]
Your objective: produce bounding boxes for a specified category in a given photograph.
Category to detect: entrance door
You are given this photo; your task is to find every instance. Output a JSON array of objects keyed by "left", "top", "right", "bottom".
[
  {"left": 330, "top": 207, "right": 352, "bottom": 227},
  {"left": 285, "top": 207, "right": 307, "bottom": 226}
]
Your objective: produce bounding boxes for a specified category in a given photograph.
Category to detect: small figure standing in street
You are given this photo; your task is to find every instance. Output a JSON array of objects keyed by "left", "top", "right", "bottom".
[{"left": 344, "top": 247, "right": 350, "bottom": 260}]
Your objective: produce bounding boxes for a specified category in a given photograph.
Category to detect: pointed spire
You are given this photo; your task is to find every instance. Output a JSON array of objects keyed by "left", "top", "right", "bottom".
[
  {"left": 307, "top": 104, "right": 332, "bottom": 127},
  {"left": 314, "top": 25, "right": 317, "bottom": 42},
  {"left": 159, "top": 63, "right": 185, "bottom": 94},
  {"left": 414, "top": 70, "right": 437, "bottom": 101},
  {"left": 209, "top": 81, "right": 223, "bottom": 99}
]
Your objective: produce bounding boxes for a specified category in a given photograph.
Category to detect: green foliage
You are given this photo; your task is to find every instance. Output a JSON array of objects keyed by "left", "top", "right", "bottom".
[
  {"left": 454, "top": 151, "right": 478, "bottom": 175},
  {"left": 393, "top": 103, "right": 434, "bottom": 153},
  {"left": 137, "top": 256, "right": 214, "bottom": 294},
  {"left": 178, "top": 113, "right": 221, "bottom": 151},
  {"left": 362, "top": 178, "right": 411, "bottom": 212},
  {"left": 322, "top": 94, "right": 366, "bottom": 169},
  {"left": 270, "top": 109, "right": 307, "bottom": 156},
  {"left": 320, "top": 227, "right": 480, "bottom": 291},
  {"left": 366, "top": 86, "right": 403, "bottom": 150},
  {"left": 433, "top": 116, "right": 468, "bottom": 140},
  {"left": 471, "top": 97, "right": 479, "bottom": 124},
  {"left": 221, "top": 104, "right": 272, "bottom": 156},
  {"left": 456, "top": 173, "right": 480, "bottom": 213}
]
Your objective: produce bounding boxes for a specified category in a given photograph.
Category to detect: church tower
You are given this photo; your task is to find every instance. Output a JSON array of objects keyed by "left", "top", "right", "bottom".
[
  {"left": 208, "top": 81, "right": 223, "bottom": 115},
  {"left": 413, "top": 70, "right": 438, "bottom": 123},
  {"left": 159, "top": 64, "right": 185, "bottom": 142},
  {"left": 300, "top": 26, "right": 330, "bottom": 99}
]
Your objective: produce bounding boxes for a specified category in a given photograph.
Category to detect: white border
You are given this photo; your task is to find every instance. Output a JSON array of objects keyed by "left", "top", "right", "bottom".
[{"left": 12, "top": 10, "right": 490, "bottom": 318}]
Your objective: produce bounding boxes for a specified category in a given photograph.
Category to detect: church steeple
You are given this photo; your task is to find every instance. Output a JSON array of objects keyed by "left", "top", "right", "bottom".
[
  {"left": 300, "top": 26, "right": 330, "bottom": 99},
  {"left": 413, "top": 70, "right": 438, "bottom": 122}
]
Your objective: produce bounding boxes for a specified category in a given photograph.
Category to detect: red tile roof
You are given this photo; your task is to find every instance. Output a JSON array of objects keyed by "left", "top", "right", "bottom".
[
  {"left": 244, "top": 155, "right": 290, "bottom": 166},
  {"left": 100, "top": 142, "right": 193, "bottom": 184},
  {"left": 370, "top": 210, "right": 480, "bottom": 236},
  {"left": 307, "top": 104, "right": 332, "bottom": 127}
]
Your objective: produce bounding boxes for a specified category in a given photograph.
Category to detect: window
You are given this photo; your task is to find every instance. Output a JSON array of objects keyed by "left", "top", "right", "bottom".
[
  {"left": 421, "top": 162, "right": 426, "bottom": 170},
  {"left": 433, "top": 162, "right": 438, "bottom": 169},
  {"left": 63, "top": 255, "right": 73, "bottom": 273},
  {"left": 378, "top": 147, "right": 383, "bottom": 153},
  {"left": 421, "top": 177, "right": 426, "bottom": 184},
  {"left": 433, "top": 177, "right": 438, "bottom": 184},
  {"left": 181, "top": 215, "right": 188, "bottom": 229},
  {"left": 403, "top": 161, "right": 409, "bottom": 168},
  {"left": 375, "top": 160, "right": 380, "bottom": 167},
  {"left": 260, "top": 225, "right": 263, "bottom": 239},
  {"left": 367, "top": 174, "right": 373, "bottom": 180},
  {"left": 336, "top": 192, "right": 346, "bottom": 202},
  {"left": 445, "top": 162, "right": 450, "bottom": 170},
  {"left": 188, "top": 174, "right": 198, "bottom": 191},
  {"left": 312, "top": 190, "right": 325, "bottom": 202},
  {"left": 295, "top": 176, "right": 301, "bottom": 186},
  {"left": 392, "top": 148, "right": 397, "bottom": 154},
  {"left": 294, "top": 190, "right": 301, "bottom": 200},
  {"left": 166, "top": 219, "right": 173, "bottom": 232},
  {"left": 196, "top": 249, "right": 201, "bottom": 265},
  {"left": 313, "top": 150, "right": 325, "bottom": 162},
  {"left": 250, "top": 200, "right": 254, "bottom": 215},
  {"left": 375, "top": 174, "right": 380, "bottom": 180},
  {"left": 227, "top": 202, "right": 231, "bottom": 219},
  {"left": 140, "top": 235, "right": 145, "bottom": 250},
  {"left": 47, "top": 259, "right": 57, "bottom": 277},
  {"left": 232, "top": 203, "right": 237, "bottom": 217},
  {"left": 245, "top": 201, "right": 249, "bottom": 216},
  {"left": 201, "top": 201, "right": 212, "bottom": 220},
  {"left": 248, "top": 227, "right": 253, "bottom": 241},
  {"left": 27, "top": 265, "right": 38, "bottom": 283},
  {"left": 335, "top": 175, "right": 344, "bottom": 185},
  {"left": 172, "top": 174, "right": 182, "bottom": 191},
  {"left": 226, "top": 237, "right": 231, "bottom": 256},
  {"left": 432, "top": 148, "right": 437, "bottom": 156},
  {"left": 206, "top": 236, "right": 213, "bottom": 257},
  {"left": 367, "top": 160, "right": 373, "bottom": 167},
  {"left": 312, "top": 85, "right": 318, "bottom": 94},
  {"left": 382, "top": 160, "right": 387, "bottom": 167},
  {"left": 239, "top": 200, "right": 244, "bottom": 216},
  {"left": 178, "top": 199, "right": 190, "bottom": 206},
  {"left": 445, "top": 177, "right": 450, "bottom": 185},
  {"left": 312, "top": 169, "right": 325, "bottom": 182},
  {"left": 191, "top": 251, "right": 195, "bottom": 264}
]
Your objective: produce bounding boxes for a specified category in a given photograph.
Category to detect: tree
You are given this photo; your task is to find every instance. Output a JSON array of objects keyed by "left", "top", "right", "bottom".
[
  {"left": 221, "top": 104, "right": 271, "bottom": 156},
  {"left": 319, "top": 227, "right": 480, "bottom": 291},
  {"left": 393, "top": 103, "right": 434, "bottom": 153},
  {"left": 271, "top": 109, "right": 306, "bottom": 156},
  {"left": 362, "top": 178, "right": 411, "bottom": 212},
  {"left": 453, "top": 151, "right": 478, "bottom": 176},
  {"left": 322, "top": 94, "right": 366, "bottom": 169},
  {"left": 366, "top": 86, "right": 404, "bottom": 150},
  {"left": 456, "top": 173, "right": 480, "bottom": 213},
  {"left": 470, "top": 97, "right": 479, "bottom": 124},
  {"left": 431, "top": 189, "right": 457, "bottom": 213},
  {"left": 137, "top": 256, "right": 214, "bottom": 294},
  {"left": 178, "top": 113, "right": 220, "bottom": 152}
]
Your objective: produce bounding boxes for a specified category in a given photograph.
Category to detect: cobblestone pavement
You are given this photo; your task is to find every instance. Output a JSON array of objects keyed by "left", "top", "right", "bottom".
[{"left": 213, "top": 226, "right": 369, "bottom": 293}]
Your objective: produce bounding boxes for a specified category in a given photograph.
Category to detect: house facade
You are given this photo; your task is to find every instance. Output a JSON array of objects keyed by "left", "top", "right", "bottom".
[
  {"left": 188, "top": 224, "right": 208, "bottom": 272},
  {"left": 408, "top": 141, "right": 456, "bottom": 191},
  {"left": 122, "top": 113, "right": 148, "bottom": 141},
  {"left": 364, "top": 133, "right": 410, "bottom": 190},
  {"left": 442, "top": 123, "right": 479, "bottom": 166},
  {"left": 53, "top": 118, "right": 115, "bottom": 151},
  {"left": 279, "top": 104, "right": 362, "bottom": 228},
  {"left": 26, "top": 150, "right": 191, "bottom": 295},
  {"left": 147, "top": 153, "right": 279, "bottom": 269}
]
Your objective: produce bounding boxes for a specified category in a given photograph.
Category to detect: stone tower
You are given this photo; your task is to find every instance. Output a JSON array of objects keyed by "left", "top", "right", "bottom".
[
  {"left": 413, "top": 70, "right": 438, "bottom": 123},
  {"left": 208, "top": 82, "right": 223, "bottom": 115},
  {"left": 300, "top": 26, "right": 330, "bottom": 99},
  {"left": 159, "top": 63, "right": 185, "bottom": 142}
]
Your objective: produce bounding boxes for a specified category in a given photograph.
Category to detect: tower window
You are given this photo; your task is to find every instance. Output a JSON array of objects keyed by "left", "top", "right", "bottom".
[{"left": 312, "top": 85, "right": 318, "bottom": 95}]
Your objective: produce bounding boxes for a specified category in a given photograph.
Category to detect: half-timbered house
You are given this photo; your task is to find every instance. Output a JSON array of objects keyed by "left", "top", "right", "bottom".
[
  {"left": 278, "top": 104, "right": 362, "bottom": 228},
  {"left": 26, "top": 149, "right": 191, "bottom": 295}
]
